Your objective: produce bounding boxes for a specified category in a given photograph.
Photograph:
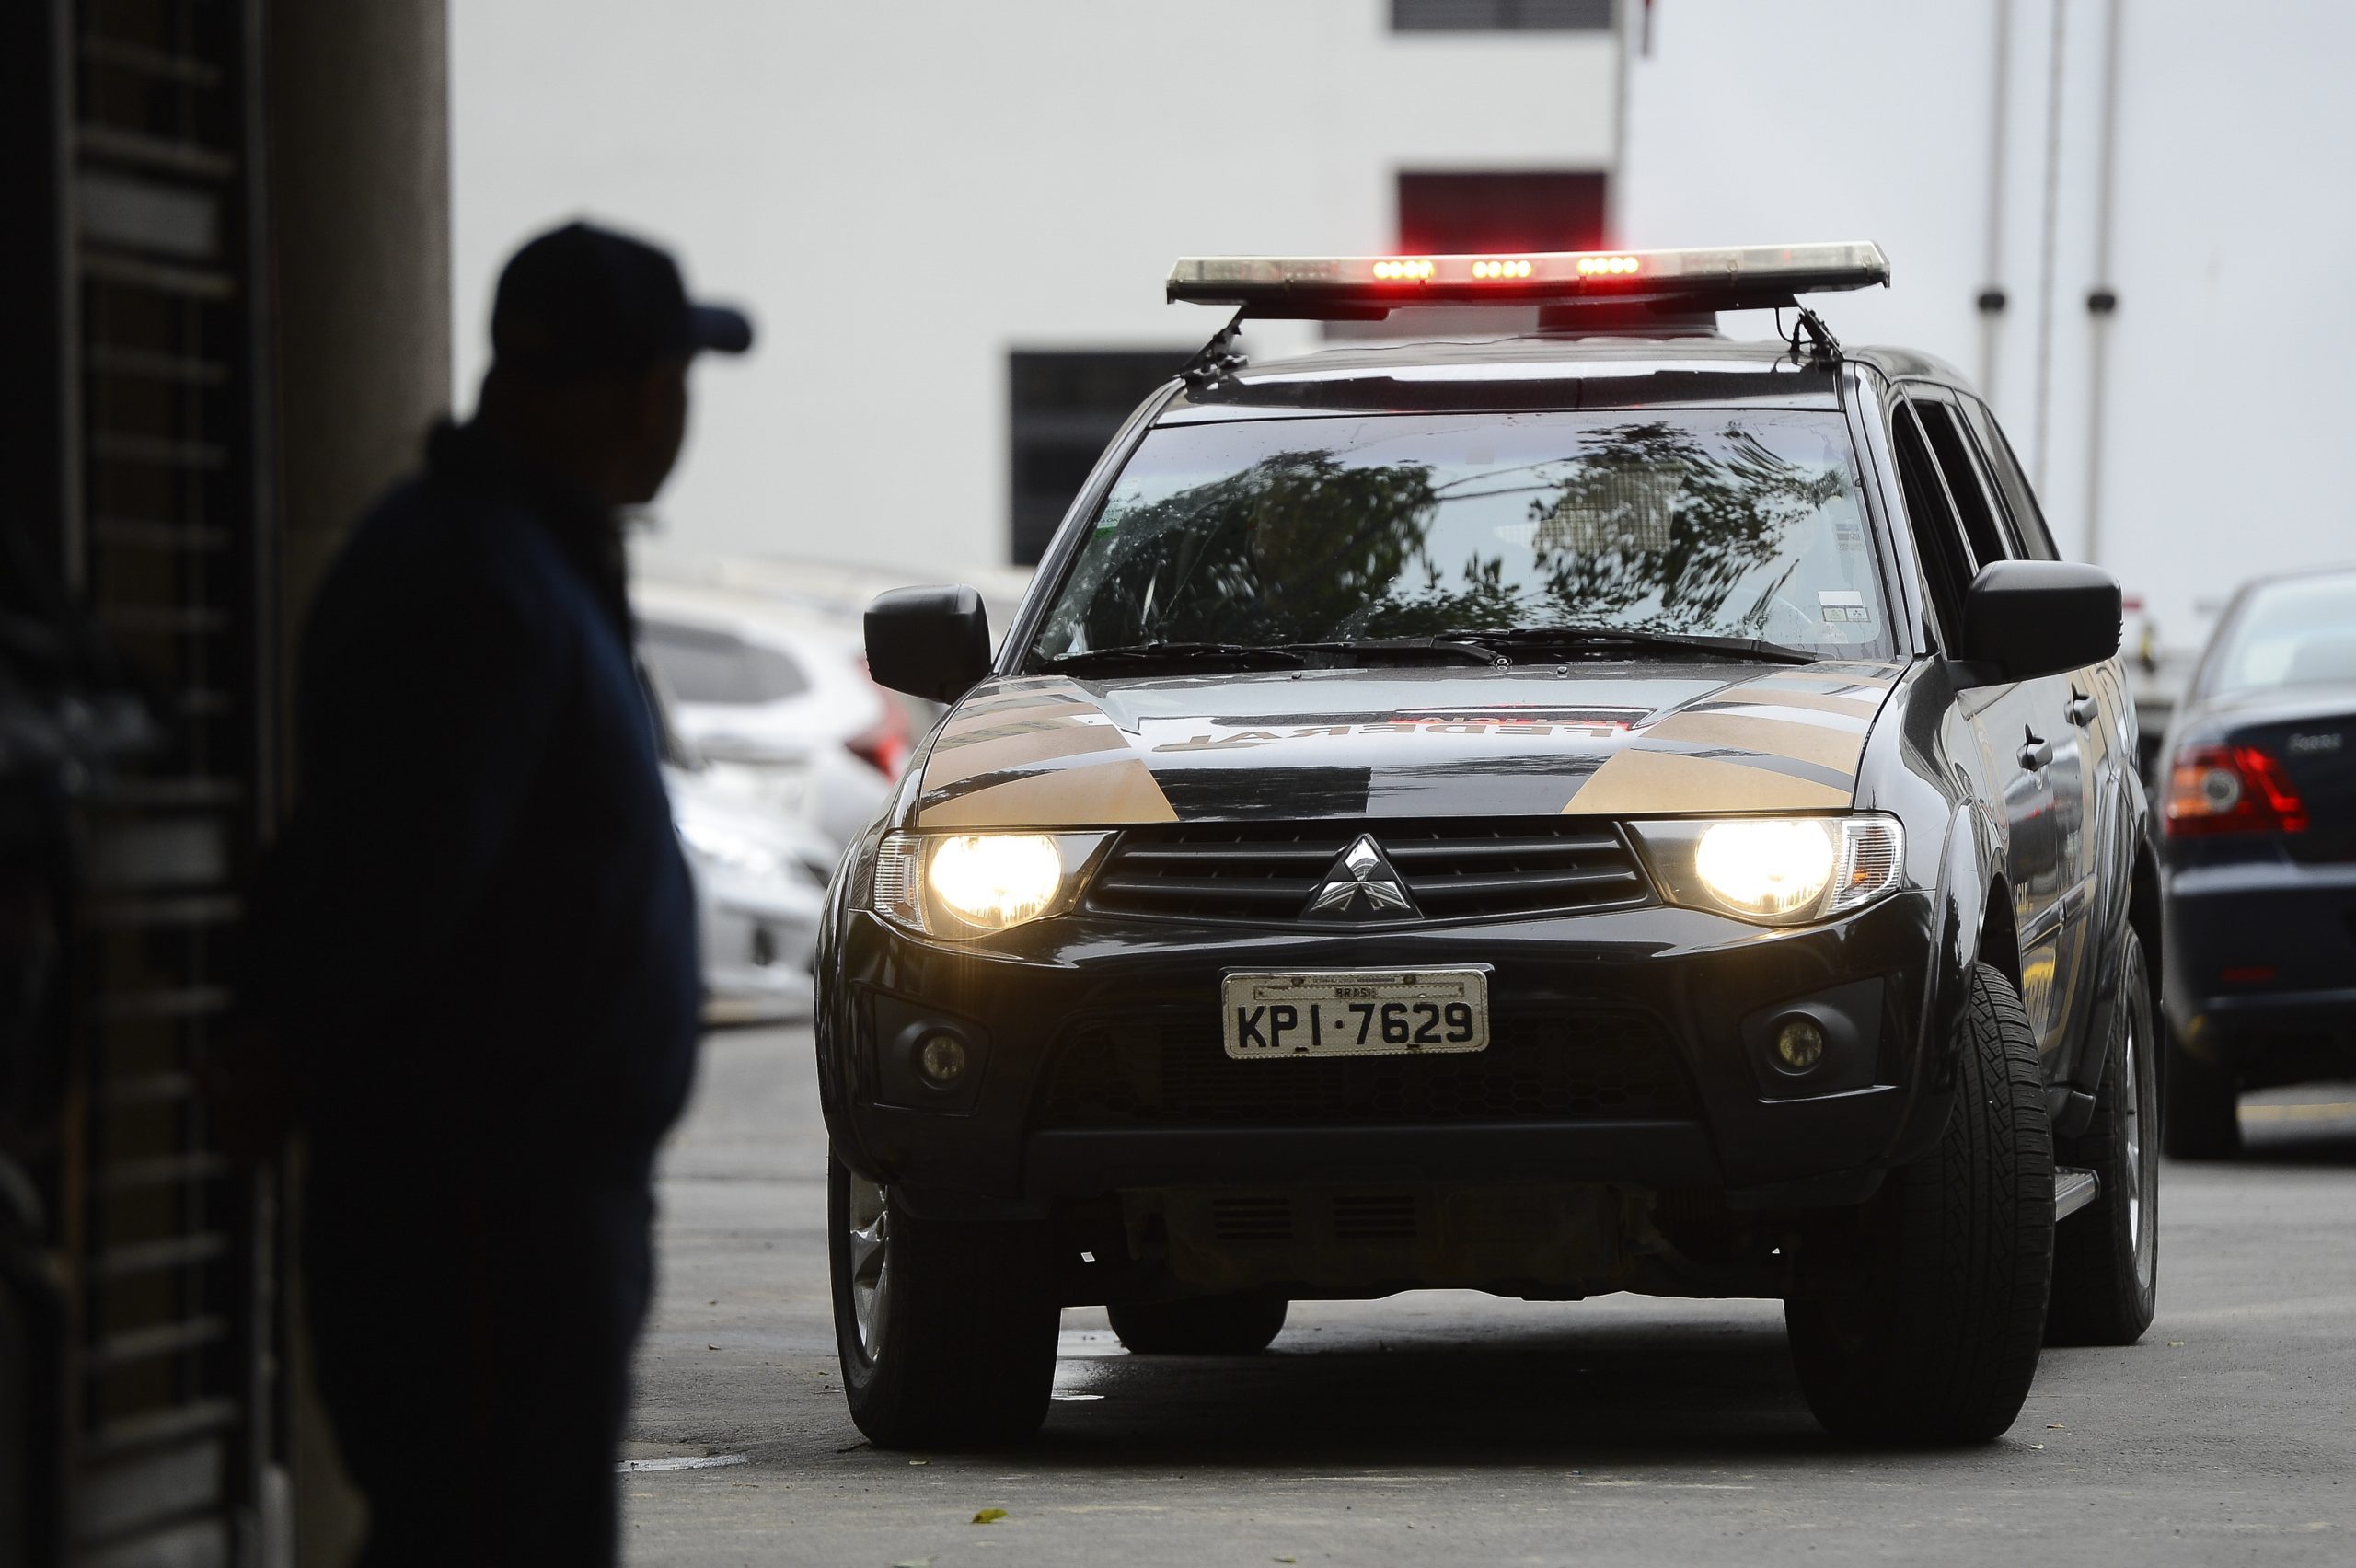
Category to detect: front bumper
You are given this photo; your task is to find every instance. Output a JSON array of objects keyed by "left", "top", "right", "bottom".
[
  {"left": 699, "top": 886, "right": 821, "bottom": 1026},
  {"left": 2163, "top": 858, "right": 2356, "bottom": 1088},
  {"left": 818, "top": 890, "right": 1950, "bottom": 1205}
]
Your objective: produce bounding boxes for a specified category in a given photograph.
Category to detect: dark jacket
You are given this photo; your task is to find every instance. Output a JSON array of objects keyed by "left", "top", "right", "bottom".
[{"left": 256, "top": 421, "right": 700, "bottom": 1184}]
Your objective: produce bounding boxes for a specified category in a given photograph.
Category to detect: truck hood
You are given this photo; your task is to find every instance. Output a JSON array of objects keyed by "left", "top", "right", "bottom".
[{"left": 911, "top": 662, "right": 1902, "bottom": 827}]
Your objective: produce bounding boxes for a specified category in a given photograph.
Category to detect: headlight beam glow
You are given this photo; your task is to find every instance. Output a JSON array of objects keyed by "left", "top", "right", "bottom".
[
  {"left": 1692, "top": 819, "right": 1840, "bottom": 917},
  {"left": 923, "top": 834, "right": 1066, "bottom": 931}
]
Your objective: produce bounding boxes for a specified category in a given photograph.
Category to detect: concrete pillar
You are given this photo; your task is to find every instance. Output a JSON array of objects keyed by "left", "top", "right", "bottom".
[
  {"left": 261, "top": 4, "right": 450, "bottom": 1562},
  {"left": 268, "top": 0, "right": 454, "bottom": 658}
]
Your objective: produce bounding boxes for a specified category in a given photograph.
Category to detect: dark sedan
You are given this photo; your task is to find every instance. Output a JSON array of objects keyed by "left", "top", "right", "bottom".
[{"left": 2157, "top": 568, "right": 2356, "bottom": 1156}]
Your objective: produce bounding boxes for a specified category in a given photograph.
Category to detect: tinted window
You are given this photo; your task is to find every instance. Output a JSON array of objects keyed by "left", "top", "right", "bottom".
[
  {"left": 640, "top": 620, "right": 810, "bottom": 706},
  {"left": 1009, "top": 351, "right": 1183, "bottom": 566},
  {"left": 1030, "top": 409, "right": 1891, "bottom": 662},
  {"left": 1397, "top": 171, "right": 1607, "bottom": 254},
  {"left": 1889, "top": 402, "right": 1969, "bottom": 643},
  {"left": 1912, "top": 398, "right": 2012, "bottom": 570},
  {"left": 1958, "top": 397, "right": 2060, "bottom": 560},
  {"left": 2204, "top": 574, "right": 2356, "bottom": 696}
]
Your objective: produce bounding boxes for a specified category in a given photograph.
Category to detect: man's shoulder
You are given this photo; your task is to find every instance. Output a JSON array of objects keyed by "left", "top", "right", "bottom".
[
  {"left": 339, "top": 464, "right": 578, "bottom": 615},
  {"left": 305, "top": 470, "right": 598, "bottom": 685}
]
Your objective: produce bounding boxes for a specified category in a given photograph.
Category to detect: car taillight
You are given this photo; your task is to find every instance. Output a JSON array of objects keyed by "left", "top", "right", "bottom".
[
  {"left": 847, "top": 663, "right": 912, "bottom": 779},
  {"left": 2163, "top": 744, "right": 2310, "bottom": 836}
]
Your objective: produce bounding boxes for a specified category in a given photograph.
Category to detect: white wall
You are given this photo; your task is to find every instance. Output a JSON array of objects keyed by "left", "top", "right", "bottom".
[
  {"left": 450, "top": 1, "right": 1618, "bottom": 576},
  {"left": 1622, "top": 0, "right": 2356, "bottom": 645}
]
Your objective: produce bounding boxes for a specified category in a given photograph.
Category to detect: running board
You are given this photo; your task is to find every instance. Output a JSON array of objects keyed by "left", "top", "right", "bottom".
[{"left": 2053, "top": 1167, "right": 2102, "bottom": 1222}]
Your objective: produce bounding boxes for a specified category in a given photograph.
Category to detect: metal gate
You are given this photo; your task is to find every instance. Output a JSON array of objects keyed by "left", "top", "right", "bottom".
[{"left": 47, "top": 0, "right": 278, "bottom": 1562}]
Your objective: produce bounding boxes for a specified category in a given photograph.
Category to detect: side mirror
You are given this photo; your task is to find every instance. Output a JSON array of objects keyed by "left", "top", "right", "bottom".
[
  {"left": 1955, "top": 560, "right": 2121, "bottom": 686},
  {"left": 864, "top": 585, "right": 992, "bottom": 703}
]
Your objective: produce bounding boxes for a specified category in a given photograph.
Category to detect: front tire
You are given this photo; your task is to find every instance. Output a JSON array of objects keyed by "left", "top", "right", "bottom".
[
  {"left": 827, "top": 1148, "right": 1059, "bottom": 1448},
  {"left": 2160, "top": 1020, "right": 2240, "bottom": 1159},
  {"left": 1108, "top": 1293, "right": 1288, "bottom": 1355},
  {"left": 2047, "top": 930, "right": 2159, "bottom": 1345},
  {"left": 1785, "top": 963, "right": 2055, "bottom": 1445}
]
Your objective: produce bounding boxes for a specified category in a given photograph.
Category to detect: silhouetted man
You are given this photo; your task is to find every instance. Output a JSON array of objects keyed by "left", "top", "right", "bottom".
[{"left": 254, "top": 222, "right": 751, "bottom": 1565}]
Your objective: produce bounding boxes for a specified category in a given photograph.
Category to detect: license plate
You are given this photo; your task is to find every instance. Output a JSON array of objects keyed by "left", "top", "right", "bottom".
[{"left": 1220, "top": 969, "right": 1490, "bottom": 1060}]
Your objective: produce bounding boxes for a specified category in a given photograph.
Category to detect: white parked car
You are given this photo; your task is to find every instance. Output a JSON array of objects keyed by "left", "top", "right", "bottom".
[
  {"left": 632, "top": 581, "right": 911, "bottom": 850},
  {"left": 666, "top": 760, "right": 832, "bottom": 1025}
]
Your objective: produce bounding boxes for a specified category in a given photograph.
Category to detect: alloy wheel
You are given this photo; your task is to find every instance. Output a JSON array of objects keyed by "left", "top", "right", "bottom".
[{"left": 845, "top": 1173, "right": 893, "bottom": 1360}]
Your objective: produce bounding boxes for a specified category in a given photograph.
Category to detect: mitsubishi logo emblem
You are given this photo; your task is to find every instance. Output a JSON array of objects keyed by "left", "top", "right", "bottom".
[{"left": 1306, "top": 834, "right": 1417, "bottom": 919}]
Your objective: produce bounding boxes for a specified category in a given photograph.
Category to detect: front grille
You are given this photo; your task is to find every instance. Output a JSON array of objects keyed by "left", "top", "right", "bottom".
[
  {"left": 1084, "top": 818, "right": 1652, "bottom": 925},
  {"left": 1331, "top": 1193, "right": 1419, "bottom": 1240},
  {"left": 1039, "top": 1009, "right": 1695, "bottom": 1129},
  {"left": 1209, "top": 1196, "right": 1296, "bottom": 1242}
]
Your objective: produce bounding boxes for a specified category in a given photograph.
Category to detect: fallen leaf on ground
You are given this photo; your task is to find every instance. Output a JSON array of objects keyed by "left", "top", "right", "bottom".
[
  {"left": 1276, "top": 1557, "right": 1299, "bottom": 1564},
  {"left": 973, "top": 1507, "right": 1009, "bottom": 1524},
  {"left": 908, "top": 1458, "right": 929, "bottom": 1466}
]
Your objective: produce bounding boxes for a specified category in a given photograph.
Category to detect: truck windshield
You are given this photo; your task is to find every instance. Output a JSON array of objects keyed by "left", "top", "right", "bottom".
[{"left": 1026, "top": 409, "right": 1891, "bottom": 666}]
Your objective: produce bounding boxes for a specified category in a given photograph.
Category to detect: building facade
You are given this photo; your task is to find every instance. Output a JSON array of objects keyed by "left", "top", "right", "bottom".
[{"left": 451, "top": 0, "right": 1626, "bottom": 573}]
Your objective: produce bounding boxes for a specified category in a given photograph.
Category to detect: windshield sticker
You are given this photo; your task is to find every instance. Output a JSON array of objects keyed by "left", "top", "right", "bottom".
[{"left": 1818, "top": 589, "right": 1872, "bottom": 625}]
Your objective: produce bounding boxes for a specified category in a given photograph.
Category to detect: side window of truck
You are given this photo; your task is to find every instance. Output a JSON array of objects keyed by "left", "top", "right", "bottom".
[
  {"left": 1888, "top": 399, "right": 1974, "bottom": 648},
  {"left": 1911, "top": 395, "right": 2015, "bottom": 572},
  {"left": 1958, "top": 397, "right": 2062, "bottom": 561}
]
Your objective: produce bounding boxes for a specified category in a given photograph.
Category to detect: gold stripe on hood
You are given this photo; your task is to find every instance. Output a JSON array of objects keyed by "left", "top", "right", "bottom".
[
  {"left": 914, "top": 677, "right": 1175, "bottom": 828},
  {"left": 1565, "top": 746, "right": 1852, "bottom": 814},
  {"left": 1637, "top": 709, "right": 1866, "bottom": 775},
  {"left": 923, "top": 714, "right": 1128, "bottom": 792},
  {"left": 1561, "top": 661, "right": 1900, "bottom": 815},
  {"left": 918, "top": 753, "right": 1176, "bottom": 828}
]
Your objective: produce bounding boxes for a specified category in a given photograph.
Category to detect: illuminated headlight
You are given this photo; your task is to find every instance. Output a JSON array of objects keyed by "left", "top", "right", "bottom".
[
  {"left": 869, "top": 832, "right": 1107, "bottom": 938},
  {"left": 1630, "top": 815, "right": 1903, "bottom": 926}
]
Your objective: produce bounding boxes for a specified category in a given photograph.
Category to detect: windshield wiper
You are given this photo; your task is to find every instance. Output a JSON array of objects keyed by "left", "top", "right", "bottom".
[
  {"left": 1038, "top": 640, "right": 1311, "bottom": 673},
  {"left": 1276, "top": 637, "right": 1504, "bottom": 666},
  {"left": 1433, "top": 626, "right": 1820, "bottom": 665}
]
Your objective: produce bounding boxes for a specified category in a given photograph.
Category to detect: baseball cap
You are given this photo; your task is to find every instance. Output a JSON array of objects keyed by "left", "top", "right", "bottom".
[{"left": 490, "top": 220, "right": 754, "bottom": 378}]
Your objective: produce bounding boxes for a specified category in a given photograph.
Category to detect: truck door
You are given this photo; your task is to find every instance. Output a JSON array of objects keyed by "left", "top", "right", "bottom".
[
  {"left": 1888, "top": 395, "right": 2073, "bottom": 1066},
  {"left": 1956, "top": 392, "right": 2119, "bottom": 1078}
]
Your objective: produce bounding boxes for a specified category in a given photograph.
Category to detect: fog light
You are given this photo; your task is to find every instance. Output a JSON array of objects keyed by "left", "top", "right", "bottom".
[
  {"left": 916, "top": 1032, "right": 969, "bottom": 1089},
  {"left": 1773, "top": 1017, "right": 1827, "bottom": 1074}
]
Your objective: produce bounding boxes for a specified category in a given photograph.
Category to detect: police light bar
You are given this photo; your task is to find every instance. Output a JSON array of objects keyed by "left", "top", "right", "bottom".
[{"left": 1166, "top": 241, "right": 1890, "bottom": 317}]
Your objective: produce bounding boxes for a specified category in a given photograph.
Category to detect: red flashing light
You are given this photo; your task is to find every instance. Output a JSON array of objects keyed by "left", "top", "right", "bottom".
[
  {"left": 2164, "top": 744, "right": 2310, "bottom": 836},
  {"left": 1168, "top": 241, "right": 1890, "bottom": 314}
]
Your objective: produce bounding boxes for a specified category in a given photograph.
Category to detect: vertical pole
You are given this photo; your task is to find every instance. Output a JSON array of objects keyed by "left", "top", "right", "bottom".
[
  {"left": 2081, "top": 0, "right": 2125, "bottom": 566},
  {"left": 2030, "top": 0, "right": 2068, "bottom": 492},
  {"left": 1978, "top": 0, "right": 2014, "bottom": 398},
  {"left": 1607, "top": 0, "right": 1637, "bottom": 245}
]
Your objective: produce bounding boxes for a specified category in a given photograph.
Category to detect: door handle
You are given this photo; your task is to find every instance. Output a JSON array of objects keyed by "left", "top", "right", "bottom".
[
  {"left": 2065, "top": 688, "right": 2099, "bottom": 726},
  {"left": 2019, "top": 729, "right": 2053, "bottom": 770}
]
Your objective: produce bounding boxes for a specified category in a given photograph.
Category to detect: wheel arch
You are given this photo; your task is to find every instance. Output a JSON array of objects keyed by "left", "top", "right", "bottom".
[
  {"left": 1975, "top": 874, "right": 2023, "bottom": 997},
  {"left": 1889, "top": 807, "right": 2008, "bottom": 1168}
]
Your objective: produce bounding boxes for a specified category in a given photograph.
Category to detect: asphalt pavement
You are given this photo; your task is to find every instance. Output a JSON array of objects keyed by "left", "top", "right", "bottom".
[{"left": 621, "top": 1025, "right": 2356, "bottom": 1567}]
